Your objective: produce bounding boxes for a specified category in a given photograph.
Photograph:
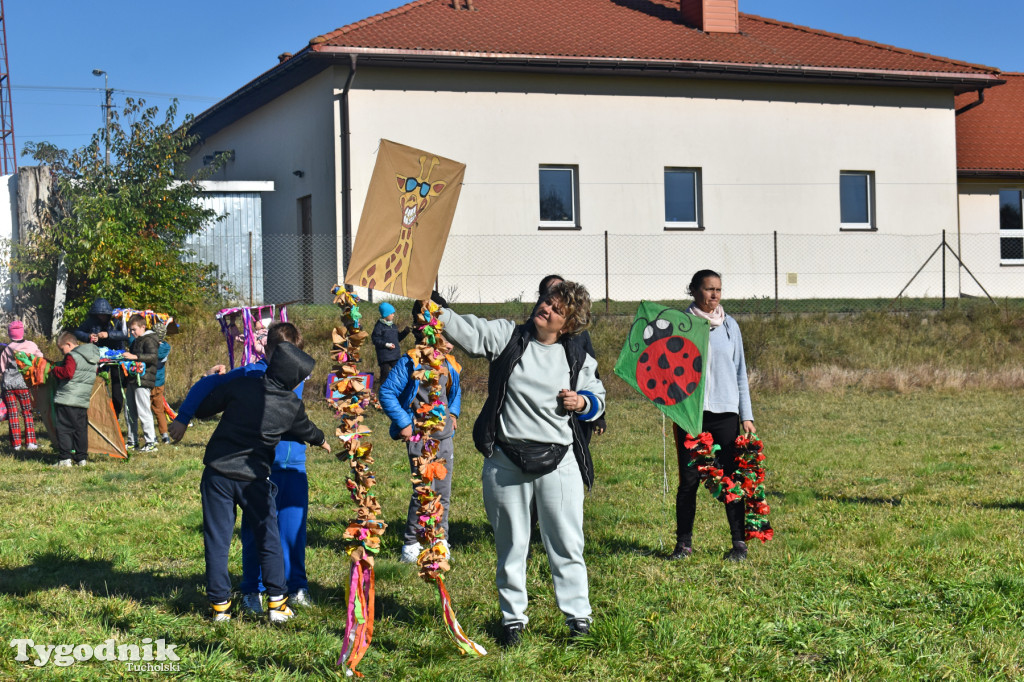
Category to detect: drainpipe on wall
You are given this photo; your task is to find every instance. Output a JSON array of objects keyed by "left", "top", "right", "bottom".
[{"left": 340, "top": 54, "right": 358, "bottom": 283}]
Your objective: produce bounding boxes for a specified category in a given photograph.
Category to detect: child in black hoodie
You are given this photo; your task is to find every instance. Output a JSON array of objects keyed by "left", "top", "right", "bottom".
[{"left": 195, "top": 341, "right": 329, "bottom": 623}]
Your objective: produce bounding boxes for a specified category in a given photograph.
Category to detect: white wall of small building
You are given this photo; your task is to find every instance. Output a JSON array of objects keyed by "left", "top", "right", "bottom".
[
  {"left": 187, "top": 69, "right": 339, "bottom": 303},
  {"left": 0, "top": 174, "right": 15, "bottom": 313},
  {"left": 189, "top": 64, "right": 971, "bottom": 304},
  {"left": 344, "top": 67, "right": 962, "bottom": 302},
  {"left": 957, "top": 179, "right": 1024, "bottom": 298}
]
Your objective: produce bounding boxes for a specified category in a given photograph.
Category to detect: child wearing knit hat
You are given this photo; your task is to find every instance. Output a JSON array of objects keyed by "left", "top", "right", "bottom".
[
  {"left": 1, "top": 321, "right": 43, "bottom": 452},
  {"left": 370, "top": 301, "right": 410, "bottom": 389}
]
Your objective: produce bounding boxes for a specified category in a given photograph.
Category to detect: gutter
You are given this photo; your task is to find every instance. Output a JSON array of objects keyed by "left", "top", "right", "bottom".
[
  {"left": 190, "top": 46, "right": 1003, "bottom": 141},
  {"left": 315, "top": 46, "right": 1004, "bottom": 91},
  {"left": 340, "top": 54, "right": 357, "bottom": 281},
  {"left": 957, "top": 169, "right": 1024, "bottom": 179},
  {"left": 955, "top": 88, "right": 985, "bottom": 116}
]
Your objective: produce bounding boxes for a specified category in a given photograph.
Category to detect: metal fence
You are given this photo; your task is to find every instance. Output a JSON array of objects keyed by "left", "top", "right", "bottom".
[{"left": 192, "top": 230, "right": 1019, "bottom": 313}]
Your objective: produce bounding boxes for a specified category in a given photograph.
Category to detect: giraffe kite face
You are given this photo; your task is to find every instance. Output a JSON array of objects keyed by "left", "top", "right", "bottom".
[{"left": 396, "top": 156, "right": 446, "bottom": 226}]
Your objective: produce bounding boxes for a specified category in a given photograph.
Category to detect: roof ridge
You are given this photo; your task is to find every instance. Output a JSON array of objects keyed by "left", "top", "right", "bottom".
[
  {"left": 309, "top": 0, "right": 439, "bottom": 46},
  {"left": 740, "top": 12, "right": 1000, "bottom": 74}
]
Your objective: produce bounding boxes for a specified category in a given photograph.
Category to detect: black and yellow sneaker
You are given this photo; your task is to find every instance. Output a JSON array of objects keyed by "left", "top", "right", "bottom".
[
  {"left": 267, "top": 595, "right": 294, "bottom": 624},
  {"left": 211, "top": 600, "right": 232, "bottom": 622}
]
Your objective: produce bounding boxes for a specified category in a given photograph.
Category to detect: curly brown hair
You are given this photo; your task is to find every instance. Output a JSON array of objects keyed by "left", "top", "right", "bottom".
[{"left": 545, "top": 280, "right": 592, "bottom": 337}]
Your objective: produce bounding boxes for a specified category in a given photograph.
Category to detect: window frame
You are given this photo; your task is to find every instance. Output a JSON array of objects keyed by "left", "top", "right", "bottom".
[
  {"left": 839, "top": 170, "right": 876, "bottom": 231},
  {"left": 663, "top": 167, "right": 703, "bottom": 231},
  {"left": 998, "top": 188, "right": 1024, "bottom": 265},
  {"left": 538, "top": 165, "right": 581, "bottom": 230}
]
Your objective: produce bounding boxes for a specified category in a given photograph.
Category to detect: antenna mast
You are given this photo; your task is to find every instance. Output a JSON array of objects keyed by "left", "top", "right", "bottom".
[{"left": 0, "top": 0, "right": 16, "bottom": 174}]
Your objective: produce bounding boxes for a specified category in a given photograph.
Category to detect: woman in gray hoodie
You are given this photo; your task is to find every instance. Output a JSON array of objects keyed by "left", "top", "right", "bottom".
[{"left": 437, "top": 281, "right": 605, "bottom": 648}]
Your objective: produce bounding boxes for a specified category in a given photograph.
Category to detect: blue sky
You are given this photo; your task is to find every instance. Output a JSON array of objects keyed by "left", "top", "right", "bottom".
[{"left": 8, "top": 0, "right": 1024, "bottom": 164}]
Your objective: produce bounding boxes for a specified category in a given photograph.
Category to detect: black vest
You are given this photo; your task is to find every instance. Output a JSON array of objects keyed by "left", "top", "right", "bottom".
[{"left": 471, "top": 323, "right": 595, "bottom": 489}]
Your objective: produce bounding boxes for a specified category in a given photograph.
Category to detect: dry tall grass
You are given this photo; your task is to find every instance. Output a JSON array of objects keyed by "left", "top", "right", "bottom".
[{"left": 35, "top": 299, "right": 1023, "bottom": 404}]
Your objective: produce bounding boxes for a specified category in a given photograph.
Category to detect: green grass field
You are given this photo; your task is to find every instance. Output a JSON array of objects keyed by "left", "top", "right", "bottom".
[
  {"left": 1, "top": 385, "right": 1022, "bottom": 680},
  {"left": 1, "top": 301, "right": 1023, "bottom": 679}
]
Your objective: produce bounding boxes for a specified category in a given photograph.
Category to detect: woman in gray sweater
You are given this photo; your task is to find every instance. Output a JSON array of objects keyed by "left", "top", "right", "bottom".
[
  {"left": 437, "top": 280, "right": 606, "bottom": 648},
  {"left": 670, "top": 269, "right": 755, "bottom": 562}
]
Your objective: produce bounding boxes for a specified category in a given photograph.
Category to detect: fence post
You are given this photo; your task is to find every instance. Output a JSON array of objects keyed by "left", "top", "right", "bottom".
[
  {"left": 941, "top": 229, "right": 946, "bottom": 310},
  {"left": 248, "top": 231, "right": 254, "bottom": 306},
  {"left": 773, "top": 230, "right": 778, "bottom": 313},
  {"left": 604, "top": 230, "right": 609, "bottom": 315}
]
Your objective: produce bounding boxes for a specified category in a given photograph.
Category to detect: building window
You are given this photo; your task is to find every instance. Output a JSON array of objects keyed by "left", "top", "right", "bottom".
[
  {"left": 664, "top": 167, "right": 702, "bottom": 229},
  {"left": 539, "top": 165, "right": 579, "bottom": 229},
  {"left": 840, "top": 171, "right": 875, "bottom": 230},
  {"left": 999, "top": 189, "right": 1024, "bottom": 264}
]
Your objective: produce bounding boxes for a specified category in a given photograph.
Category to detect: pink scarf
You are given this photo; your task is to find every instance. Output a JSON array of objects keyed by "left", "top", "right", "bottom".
[{"left": 687, "top": 303, "right": 725, "bottom": 328}]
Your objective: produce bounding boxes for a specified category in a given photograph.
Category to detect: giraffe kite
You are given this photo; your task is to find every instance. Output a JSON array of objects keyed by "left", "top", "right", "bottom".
[{"left": 345, "top": 140, "right": 466, "bottom": 300}]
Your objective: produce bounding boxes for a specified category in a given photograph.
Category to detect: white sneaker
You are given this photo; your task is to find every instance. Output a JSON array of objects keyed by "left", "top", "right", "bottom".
[
  {"left": 26, "top": 443, "right": 38, "bottom": 451},
  {"left": 12, "top": 445, "right": 21, "bottom": 451},
  {"left": 267, "top": 595, "right": 294, "bottom": 623},
  {"left": 75, "top": 459, "right": 88, "bottom": 467},
  {"left": 400, "top": 543, "right": 422, "bottom": 564},
  {"left": 240, "top": 592, "right": 263, "bottom": 615},
  {"left": 288, "top": 588, "right": 312, "bottom": 607},
  {"left": 55, "top": 459, "right": 72, "bottom": 468}
]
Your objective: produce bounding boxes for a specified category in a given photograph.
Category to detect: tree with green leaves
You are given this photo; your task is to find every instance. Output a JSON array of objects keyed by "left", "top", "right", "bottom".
[{"left": 16, "top": 98, "right": 227, "bottom": 333}]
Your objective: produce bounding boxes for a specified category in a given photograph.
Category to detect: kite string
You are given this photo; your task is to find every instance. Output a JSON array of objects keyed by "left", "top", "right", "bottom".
[{"left": 662, "top": 412, "right": 668, "bottom": 501}]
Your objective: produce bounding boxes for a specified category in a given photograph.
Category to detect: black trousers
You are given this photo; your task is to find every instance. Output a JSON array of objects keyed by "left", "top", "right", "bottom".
[
  {"left": 200, "top": 470, "right": 286, "bottom": 603},
  {"left": 377, "top": 361, "right": 396, "bottom": 391},
  {"left": 55, "top": 404, "right": 89, "bottom": 462},
  {"left": 108, "top": 369, "right": 125, "bottom": 418},
  {"left": 674, "top": 411, "right": 746, "bottom": 544}
]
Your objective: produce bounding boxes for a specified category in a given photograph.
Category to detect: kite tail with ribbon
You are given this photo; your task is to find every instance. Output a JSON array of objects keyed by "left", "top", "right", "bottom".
[
  {"left": 734, "top": 433, "right": 773, "bottom": 543},
  {"left": 409, "top": 299, "right": 487, "bottom": 657},
  {"left": 337, "top": 557, "right": 376, "bottom": 676},
  {"left": 685, "top": 431, "right": 773, "bottom": 543},
  {"left": 330, "top": 285, "right": 385, "bottom": 677}
]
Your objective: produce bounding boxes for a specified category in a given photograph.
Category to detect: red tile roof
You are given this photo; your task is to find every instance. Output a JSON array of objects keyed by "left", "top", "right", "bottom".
[
  {"left": 310, "top": 0, "right": 997, "bottom": 76},
  {"left": 956, "top": 74, "right": 1024, "bottom": 173}
]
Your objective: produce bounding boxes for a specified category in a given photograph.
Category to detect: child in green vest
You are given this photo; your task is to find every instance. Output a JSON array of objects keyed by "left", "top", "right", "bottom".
[{"left": 52, "top": 331, "right": 100, "bottom": 467}]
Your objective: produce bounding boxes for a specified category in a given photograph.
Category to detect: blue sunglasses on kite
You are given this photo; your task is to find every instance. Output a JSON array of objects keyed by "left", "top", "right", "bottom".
[{"left": 404, "top": 177, "right": 432, "bottom": 197}]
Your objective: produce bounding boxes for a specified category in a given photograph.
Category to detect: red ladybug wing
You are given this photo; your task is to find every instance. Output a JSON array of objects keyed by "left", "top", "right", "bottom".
[{"left": 635, "top": 337, "right": 702, "bottom": 406}]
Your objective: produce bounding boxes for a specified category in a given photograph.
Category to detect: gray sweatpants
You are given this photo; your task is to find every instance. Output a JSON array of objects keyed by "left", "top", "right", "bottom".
[
  {"left": 125, "top": 383, "right": 155, "bottom": 447},
  {"left": 403, "top": 436, "right": 454, "bottom": 545},
  {"left": 482, "top": 445, "right": 591, "bottom": 627}
]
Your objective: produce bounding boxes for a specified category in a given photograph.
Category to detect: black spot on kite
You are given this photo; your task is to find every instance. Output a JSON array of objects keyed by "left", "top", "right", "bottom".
[
  {"left": 653, "top": 397, "right": 666, "bottom": 405},
  {"left": 693, "top": 356, "right": 702, "bottom": 372},
  {"left": 657, "top": 354, "right": 670, "bottom": 370},
  {"left": 686, "top": 382, "right": 697, "bottom": 395},
  {"left": 674, "top": 366, "right": 685, "bottom": 376},
  {"left": 666, "top": 337, "right": 684, "bottom": 353},
  {"left": 667, "top": 383, "right": 686, "bottom": 403},
  {"left": 640, "top": 352, "right": 649, "bottom": 364},
  {"left": 647, "top": 379, "right": 656, "bottom": 390}
]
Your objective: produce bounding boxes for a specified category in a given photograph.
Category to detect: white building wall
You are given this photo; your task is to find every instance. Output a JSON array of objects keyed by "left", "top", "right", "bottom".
[
  {"left": 344, "top": 68, "right": 962, "bottom": 301},
  {"left": 957, "top": 179, "right": 1024, "bottom": 298},
  {"left": 187, "top": 69, "right": 339, "bottom": 303},
  {"left": 190, "top": 65, "right": 971, "bottom": 303},
  {"left": 0, "top": 174, "right": 15, "bottom": 313}
]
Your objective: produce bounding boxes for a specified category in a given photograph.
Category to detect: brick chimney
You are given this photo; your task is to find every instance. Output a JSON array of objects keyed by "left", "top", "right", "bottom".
[{"left": 680, "top": 0, "right": 739, "bottom": 33}]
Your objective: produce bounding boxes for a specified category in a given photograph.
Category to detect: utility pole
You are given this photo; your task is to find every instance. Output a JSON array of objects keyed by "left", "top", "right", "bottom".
[{"left": 92, "top": 69, "right": 110, "bottom": 165}]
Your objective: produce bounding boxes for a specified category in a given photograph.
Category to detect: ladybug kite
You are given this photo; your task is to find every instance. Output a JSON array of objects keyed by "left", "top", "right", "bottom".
[{"left": 614, "top": 301, "right": 710, "bottom": 437}]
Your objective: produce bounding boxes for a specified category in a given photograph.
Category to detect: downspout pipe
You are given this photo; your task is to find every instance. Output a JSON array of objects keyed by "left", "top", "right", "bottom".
[
  {"left": 340, "top": 54, "right": 358, "bottom": 282},
  {"left": 955, "top": 88, "right": 984, "bottom": 115}
]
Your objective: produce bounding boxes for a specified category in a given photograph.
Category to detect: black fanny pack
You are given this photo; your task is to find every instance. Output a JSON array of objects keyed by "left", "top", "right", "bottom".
[{"left": 499, "top": 441, "right": 569, "bottom": 476}]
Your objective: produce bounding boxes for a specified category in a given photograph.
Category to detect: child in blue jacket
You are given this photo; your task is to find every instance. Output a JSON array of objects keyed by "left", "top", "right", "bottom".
[{"left": 379, "top": 327, "right": 461, "bottom": 564}]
